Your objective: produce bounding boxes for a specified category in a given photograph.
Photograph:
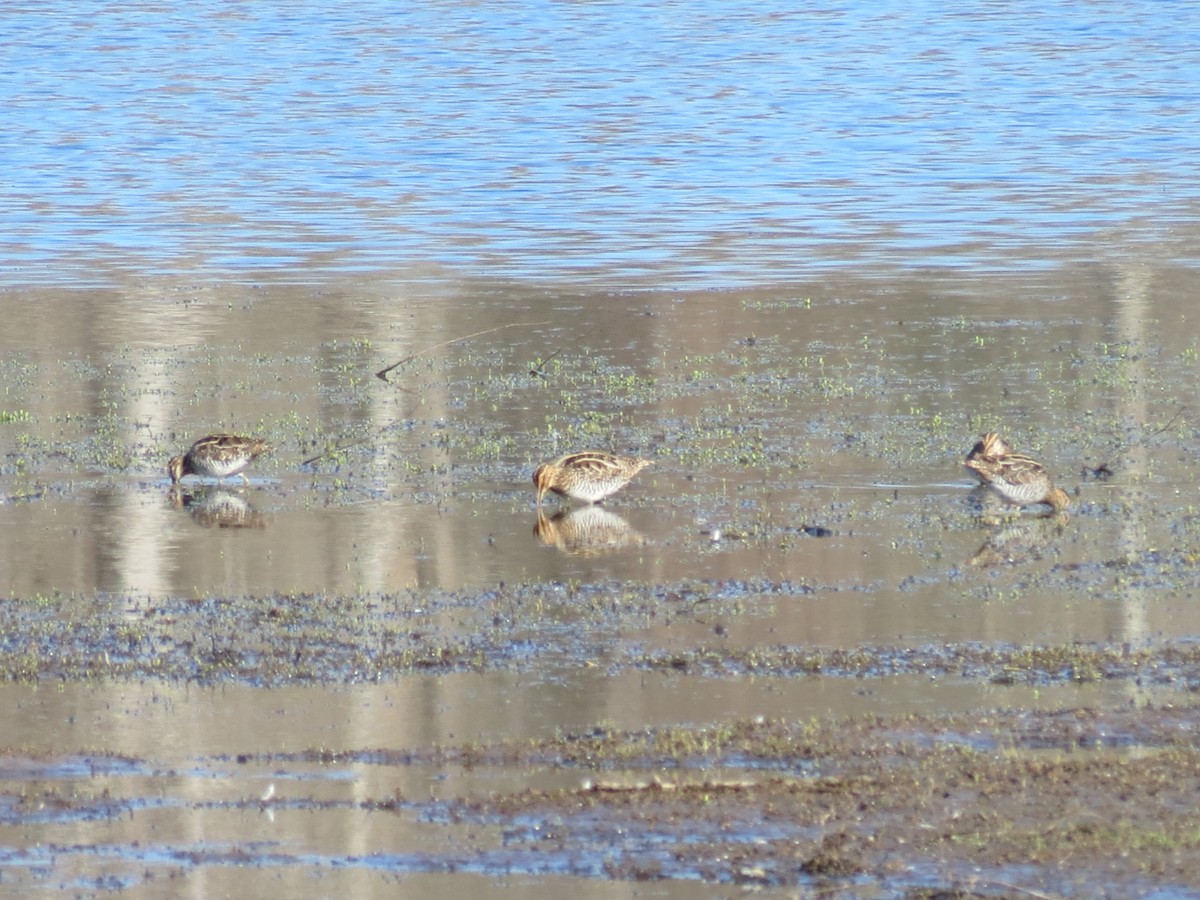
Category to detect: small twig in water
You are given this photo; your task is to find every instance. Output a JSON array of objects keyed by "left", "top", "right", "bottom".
[
  {"left": 1083, "top": 405, "right": 1186, "bottom": 478},
  {"left": 529, "top": 346, "right": 567, "bottom": 378},
  {"left": 375, "top": 321, "right": 551, "bottom": 382},
  {"left": 975, "top": 879, "right": 1065, "bottom": 900},
  {"left": 301, "top": 437, "right": 371, "bottom": 468}
]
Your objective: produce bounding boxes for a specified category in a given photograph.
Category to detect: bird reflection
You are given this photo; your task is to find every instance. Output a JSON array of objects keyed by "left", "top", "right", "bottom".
[
  {"left": 967, "top": 515, "right": 1068, "bottom": 568},
  {"left": 965, "top": 485, "right": 1070, "bottom": 527},
  {"left": 534, "top": 506, "right": 645, "bottom": 557},
  {"left": 169, "top": 487, "right": 268, "bottom": 529}
]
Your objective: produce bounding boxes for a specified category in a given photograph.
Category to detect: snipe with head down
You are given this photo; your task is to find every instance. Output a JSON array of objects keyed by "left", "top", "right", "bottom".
[
  {"left": 532, "top": 451, "right": 651, "bottom": 507},
  {"left": 964, "top": 431, "right": 1069, "bottom": 513},
  {"left": 168, "top": 434, "right": 271, "bottom": 484}
]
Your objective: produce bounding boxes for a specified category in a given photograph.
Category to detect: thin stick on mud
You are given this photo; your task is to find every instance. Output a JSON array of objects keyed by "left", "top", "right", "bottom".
[
  {"left": 529, "top": 346, "right": 567, "bottom": 378},
  {"left": 301, "top": 437, "right": 372, "bottom": 468},
  {"left": 1085, "top": 404, "right": 1186, "bottom": 478},
  {"left": 376, "top": 321, "right": 552, "bottom": 382}
]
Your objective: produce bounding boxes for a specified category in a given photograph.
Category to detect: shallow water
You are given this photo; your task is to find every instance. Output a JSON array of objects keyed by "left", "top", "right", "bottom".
[
  {"left": 4, "top": 270, "right": 1200, "bottom": 894},
  {"left": 4, "top": 272, "right": 1200, "bottom": 897},
  {"left": 3, "top": 274, "right": 1199, "bottom": 644},
  {"left": 5, "top": 1, "right": 1200, "bottom": 285},
  {"left": 0, "top": 674, "right": 1177, "bottom": 896},
  {"left": 4, "top": 0, "right": 1200, "bottom": 894}
]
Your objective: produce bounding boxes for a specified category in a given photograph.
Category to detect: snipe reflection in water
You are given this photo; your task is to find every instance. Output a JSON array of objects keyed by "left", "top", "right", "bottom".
[
  {"left": 170, "top": 487, "right": 268, "bottom": 530},
  {"left": 967, "top": 516, "right": 1069, "bottom": 568},
  {"left": 534, "top": 507, "right": 645, "bottom": 557}
]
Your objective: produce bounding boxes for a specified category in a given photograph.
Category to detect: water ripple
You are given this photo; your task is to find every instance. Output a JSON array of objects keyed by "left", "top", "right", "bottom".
[{"left": 3, "top": 0, "right": 1200, "bottom": 286}]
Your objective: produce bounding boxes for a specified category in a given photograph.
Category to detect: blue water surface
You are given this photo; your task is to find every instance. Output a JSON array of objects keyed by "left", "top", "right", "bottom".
[{"left": 3, "top": 0, "right": 1199, "bottom": 286}]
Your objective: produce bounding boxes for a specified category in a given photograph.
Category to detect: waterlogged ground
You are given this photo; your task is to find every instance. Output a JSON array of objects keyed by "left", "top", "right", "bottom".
[
  {"left": 3, "top": 705, "right": 1200, "bottom": 898},
  {"left": 3, "top": 271, "right": 1200, "bottom": 896}
]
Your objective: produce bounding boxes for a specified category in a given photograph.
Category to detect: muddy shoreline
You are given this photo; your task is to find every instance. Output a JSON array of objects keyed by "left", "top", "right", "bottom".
[
  {"left": 4, "top": 690, "right": 1199, "bottom": 897},
  {"left": 5, "top": 275, "right": 1200, "bottom": 896},
  {"left": 2, "top": 582, "right": 1200, "bottom": 896}
]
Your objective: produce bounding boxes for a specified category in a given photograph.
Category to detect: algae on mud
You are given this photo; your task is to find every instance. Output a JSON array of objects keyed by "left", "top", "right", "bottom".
[{"left": 407, "top": 710, "right": 1200, "bottom": 892}]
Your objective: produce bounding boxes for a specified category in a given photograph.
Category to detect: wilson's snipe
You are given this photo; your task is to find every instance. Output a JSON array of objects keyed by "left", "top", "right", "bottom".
[
  {"left": 964, "top": 432, "right": 1069, "bottom": 513},
  {"left": 532, "top": 451, "right": 651, "bottom": 506},
  {"left": 168, "top": 434, "right": 271, "bottom": 484}
]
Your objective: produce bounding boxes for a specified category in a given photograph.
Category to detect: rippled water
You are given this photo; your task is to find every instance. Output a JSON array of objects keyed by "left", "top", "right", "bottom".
[
  {"left": 5, "top": 0, "right": 1200, "bottom": 285},
  {"left": 4, "top": 5, "right": 1200, "bottom": 896}
]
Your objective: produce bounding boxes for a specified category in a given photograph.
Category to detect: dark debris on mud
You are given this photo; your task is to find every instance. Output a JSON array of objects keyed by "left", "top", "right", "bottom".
[{"left": 436, "top": 709, "right": 1200, "bottom": 896}]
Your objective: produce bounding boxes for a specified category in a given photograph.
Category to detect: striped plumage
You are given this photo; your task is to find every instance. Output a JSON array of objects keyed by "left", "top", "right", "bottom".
[
  {"left": 964, "top": 432, "right": 1069, "bottom": 512},
  {"left": 532, "top": 451, "right": 651, "bottom": 506},
  {"left": 168, "top": 434, "right": 271, "bottom": 484}
]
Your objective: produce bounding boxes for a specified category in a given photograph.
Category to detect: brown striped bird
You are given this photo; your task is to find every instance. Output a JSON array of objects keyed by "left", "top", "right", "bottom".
[
  {"left": 168, "top": 434, "right": 271, "bottom": 485},
  {"left": 532, "top": 451, "right": 651, "bottom": 507},
  {"left": 964, "top": 431, "right": 1069, "bottom": 513}
]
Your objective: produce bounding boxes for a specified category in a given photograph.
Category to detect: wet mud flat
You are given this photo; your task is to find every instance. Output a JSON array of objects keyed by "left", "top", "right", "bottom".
[
  {"left": 339, "top": 708, "right": 1200, "bottom": 896},
  {"left": 2, "top": 694, "right": 1200, "bottom": 898},
  {"left": 4, "top": 275, "right": 1200, "bottom": 896},
  {"left": 2, "top": 584, "right": 1200, "bottom": 897},
  {"left": 4, "top": 582, "right": 1200, "bottom": 687}
]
